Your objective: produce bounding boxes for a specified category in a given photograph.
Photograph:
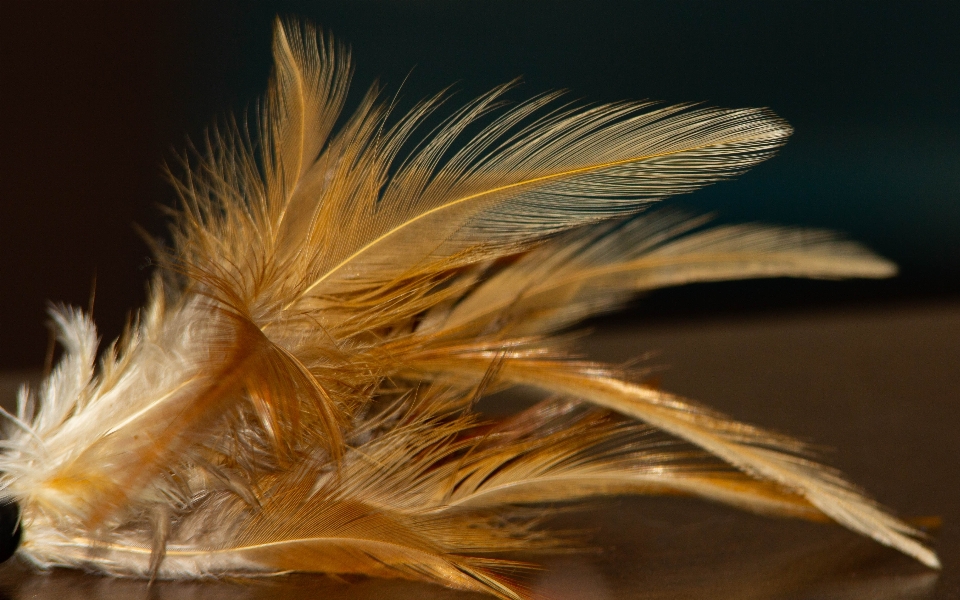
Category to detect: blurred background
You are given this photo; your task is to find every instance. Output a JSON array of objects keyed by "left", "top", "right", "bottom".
[{"left": 1, "top": 0, "right": 958, "bottom": 369}]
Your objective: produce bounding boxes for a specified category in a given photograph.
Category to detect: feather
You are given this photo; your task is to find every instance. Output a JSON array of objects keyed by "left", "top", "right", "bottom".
[
  {"left": 405, "top": 350, "right": 938, "bottom": 569},
  {"left": 0, "top": 17, "right": 938, "bottom": 599},
  {"left": 437, "top": 211, "right": 897, "bottom": 335}
]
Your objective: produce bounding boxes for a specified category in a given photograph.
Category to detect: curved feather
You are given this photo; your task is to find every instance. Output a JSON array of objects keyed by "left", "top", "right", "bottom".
[
  {"left": 286, "top": 102, "right": 792, "bottom": 304},
  {"left": 403, "top": 350, "right": 938, "bottom": 568},
  {"left": 171, "top": 21, "right": 791, "bottom": 322},
  {"left": 438, "top": 212, "right": 897, "bottom": 335},
  {"left": 434, "top": 400, "right": 825, "bottom": 522}
]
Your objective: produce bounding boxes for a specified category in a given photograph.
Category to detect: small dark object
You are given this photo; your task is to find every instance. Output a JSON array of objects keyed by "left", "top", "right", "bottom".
[{"left": 0, "top": 499, "right": 21, "bottom": 563}]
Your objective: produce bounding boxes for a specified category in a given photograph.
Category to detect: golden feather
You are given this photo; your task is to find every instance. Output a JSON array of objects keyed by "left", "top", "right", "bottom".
[{"left": 0, "top": 19, "right": 937, "bottom": 599}]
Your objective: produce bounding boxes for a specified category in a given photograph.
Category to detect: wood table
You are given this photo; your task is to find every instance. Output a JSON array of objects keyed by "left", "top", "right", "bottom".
[{"left": 2, "top": 302, "right": 957, "bottom": 599}]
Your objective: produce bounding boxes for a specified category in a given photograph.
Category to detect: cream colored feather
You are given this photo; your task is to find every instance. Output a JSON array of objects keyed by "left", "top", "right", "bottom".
[{"left": 0, "top": 19, "right": 937, "bottom": 599}]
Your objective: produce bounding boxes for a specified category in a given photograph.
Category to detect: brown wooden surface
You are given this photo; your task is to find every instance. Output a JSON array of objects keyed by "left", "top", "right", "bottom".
[{"left": 1, "top": 302, "right": 957, "bottom": 599}]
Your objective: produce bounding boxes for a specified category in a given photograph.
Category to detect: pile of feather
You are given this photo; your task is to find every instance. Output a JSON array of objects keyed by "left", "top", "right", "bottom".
[{"left": 0, "top": 21, "right": 937, "bottom": 599}]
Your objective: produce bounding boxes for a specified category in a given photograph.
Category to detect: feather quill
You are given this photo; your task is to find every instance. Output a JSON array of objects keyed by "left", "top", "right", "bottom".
[{"left": 0, "top": 19, "right": 937, "bottom": 599}]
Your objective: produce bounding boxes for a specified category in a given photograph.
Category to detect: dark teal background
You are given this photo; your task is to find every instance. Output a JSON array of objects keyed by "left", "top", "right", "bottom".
[{"left": 2, "top": 1, "right": 958, "bottom": 367}]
